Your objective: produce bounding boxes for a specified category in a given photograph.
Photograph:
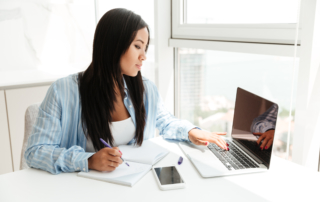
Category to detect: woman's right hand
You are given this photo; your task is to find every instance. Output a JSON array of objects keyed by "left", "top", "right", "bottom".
[
  {"left": 253, "top": 130, "right": 275, "bottom": 150},
  {"left": 88, "top": 147, "right": 123, "bottom": 172}
]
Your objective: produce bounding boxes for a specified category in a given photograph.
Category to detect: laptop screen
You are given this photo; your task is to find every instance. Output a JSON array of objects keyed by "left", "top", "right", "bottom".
[{"left": 231, "top": 87, "right": 278, "bottom": 168}]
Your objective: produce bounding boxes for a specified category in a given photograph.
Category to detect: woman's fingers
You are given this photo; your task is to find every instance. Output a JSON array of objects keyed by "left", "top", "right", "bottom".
[
  {"left": 256, "top": 130, "right": 275, "bottom": 150},
  {"left": 190, "top": 131, "right": 209, "bottom": 146},
  {"left": 213, "top": 132, "right": 227, "bottom": 136},
  {"left": 256, "top": 134, "right": 266, "bottom": 145},
  {"left": 260, "top": 136, "right": 273, "bottom": 150},
  {"left": 89, "top": 147, "right": 122, "bottom": 172},
  {"left": 193, "top": 139, "right": 208, "bottom": 146},
  {"left": 189, "top": 131, "right": 228, "bottom": 150},
  {"left": 215, "top": 140, "right": 228, "bottom": 150},
  {"left": 214, "top": 138, "right": 227, "bottom": 149},
  {"left": 266, "top": 138, "right": 273, "bottom": 149},
  {"left": 107, "top": 165, "right": 116, "bottom": 171},
  {"left": 197, "top": 140, "right": 208, "bottom": 146},
  {"left": 259, "top": 139, "right": 267, "bottom": 150},
  {"left": 253, "top": 132, "right": 263, "bottom": 136},
  {"left": 217, "top": 135, "right": 227, "bottom": 145},
  {"left": 107, "top": 147, "right": 121, "bottom": 157},
  {"left": 108, "top": 155, "right": 122, "bottom": 164},
  {"left": 263, "top": 138, "right": 273, "bottom": 150},
  {"left": 208, "top": 135, "right": 228, "bottom": 150},
  {"left": 193, "top": 136, "right": 227, "bottom": 150},
  {"left": 108, "top": 160, "right": 120, "bottom": 168}
]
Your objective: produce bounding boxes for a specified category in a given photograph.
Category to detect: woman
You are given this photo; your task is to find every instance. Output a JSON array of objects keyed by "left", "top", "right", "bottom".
[{"left": 25, "top": 8, "right": 228, "bottom": 174}]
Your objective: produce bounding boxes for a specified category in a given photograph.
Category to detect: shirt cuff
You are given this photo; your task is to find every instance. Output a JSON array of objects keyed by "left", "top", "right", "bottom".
[
  {"left": 73, "top": 152, "right": 95, "bottom": 172},
  {"left": 262, "top": 127, "right": 275, "bottom": 133}
]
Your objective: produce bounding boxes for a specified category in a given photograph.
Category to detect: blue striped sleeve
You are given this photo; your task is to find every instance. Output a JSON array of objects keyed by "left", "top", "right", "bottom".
[
  {"left": 24, "top": 81, "right": 93, "bottom": 174},
  {"left": 250, "top": 104, "right": 278, "bottom": 133},
  {"left": 149, "top": 82, "right": 199, "bottom": 142}
]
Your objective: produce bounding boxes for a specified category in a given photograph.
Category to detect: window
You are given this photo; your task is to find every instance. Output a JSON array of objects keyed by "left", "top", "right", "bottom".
[
  {"left": 176, "top": 48, "right": 298, "bottom": 160},
  {"left": 172, "top": 0, "right": 301, "bottom": 44},
  {"left": 185, "top": 0, "right": 299, "bottom": 24},
  {"left": 172, "top": 0, "right": 301, "bottom": 161}
]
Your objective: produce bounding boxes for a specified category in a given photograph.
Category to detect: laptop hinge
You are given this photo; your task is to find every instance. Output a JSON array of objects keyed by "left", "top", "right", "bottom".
[{"left": 233, "top": 139, "right": 263, "bottom": 164}]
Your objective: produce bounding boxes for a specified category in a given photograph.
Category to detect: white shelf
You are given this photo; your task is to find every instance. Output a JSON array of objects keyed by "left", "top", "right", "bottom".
[{"left": 0, "top": 68, "right": 83, "bottom": 90}]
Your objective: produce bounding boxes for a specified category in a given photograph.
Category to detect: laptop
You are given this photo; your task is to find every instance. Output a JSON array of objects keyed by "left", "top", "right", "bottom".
[{"left": 179, "top": 87, "right": 279, "bottom": 177}]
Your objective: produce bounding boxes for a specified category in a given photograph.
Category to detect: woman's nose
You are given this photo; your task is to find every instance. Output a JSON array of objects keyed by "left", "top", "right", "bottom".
[{"left": 139, "top": 51, "right": 147, "bottom": 61}]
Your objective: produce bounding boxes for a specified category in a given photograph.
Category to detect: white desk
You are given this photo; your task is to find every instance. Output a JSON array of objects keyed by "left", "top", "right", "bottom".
[{"left": 1, "top": 137, "right": 319, "bottom": 202}]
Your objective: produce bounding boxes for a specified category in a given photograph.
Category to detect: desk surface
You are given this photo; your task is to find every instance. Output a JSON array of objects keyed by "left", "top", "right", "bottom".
[{"left": 1, "top": 137, "right": 319, "bottom": 202}]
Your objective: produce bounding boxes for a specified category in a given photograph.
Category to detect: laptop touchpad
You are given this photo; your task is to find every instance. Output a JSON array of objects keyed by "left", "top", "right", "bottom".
[{"left": 180, "top": 142, "right": 228, "bottom": 177}]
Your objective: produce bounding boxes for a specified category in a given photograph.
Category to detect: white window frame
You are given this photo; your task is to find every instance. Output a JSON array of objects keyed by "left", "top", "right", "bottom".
[
  {"left": 172, "top": 0, "right": 301, "bottom": 45},
  {"left": 169, "top": 39, "right": 299, "bottom": 57}
]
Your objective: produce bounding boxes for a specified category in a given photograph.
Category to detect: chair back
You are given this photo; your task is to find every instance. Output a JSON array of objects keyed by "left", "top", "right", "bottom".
[{"left": 20, "top": 103, "right": 40, "bottom": 170}]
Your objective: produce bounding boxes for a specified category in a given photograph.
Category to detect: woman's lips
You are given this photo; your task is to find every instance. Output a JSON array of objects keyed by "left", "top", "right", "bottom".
[{"left": 136, "top": 64, "right": 142, "bottom": 70}]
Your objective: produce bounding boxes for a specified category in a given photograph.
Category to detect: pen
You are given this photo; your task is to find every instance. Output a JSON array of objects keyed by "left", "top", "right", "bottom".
[
  {"left": 99, "top": 138, "right": 130, "bottom": 167},
  {"left": 178, "top": 156, "right": 183, "bottom": 165}
]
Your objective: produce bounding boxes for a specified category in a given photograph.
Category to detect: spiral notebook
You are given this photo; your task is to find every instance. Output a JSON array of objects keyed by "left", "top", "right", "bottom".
[{"left": 78, "top": 139, "right": 169, "bottom": 187}]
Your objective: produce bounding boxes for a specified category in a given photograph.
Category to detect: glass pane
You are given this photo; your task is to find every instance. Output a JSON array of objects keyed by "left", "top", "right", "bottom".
[
  {"left": 97, "top": 0, "right": 155, "bottom": 83},
  {"left": 178, "top": 48, "right": 298, "bottom": 160},
  {"left": 186, "top": 0, "right": 299, "bottom": 24}
]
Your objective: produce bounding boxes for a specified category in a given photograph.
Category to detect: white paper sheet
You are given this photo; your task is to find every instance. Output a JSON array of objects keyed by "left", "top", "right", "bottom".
[
  {"left": 119, "top": 140, "right": 169, "bottom": 165},
  {"left": 78, "top": 161, "right": 152, "bottom": 187},
  {"left": 79, "top": 161, "right": 150, "bottom": 179}
]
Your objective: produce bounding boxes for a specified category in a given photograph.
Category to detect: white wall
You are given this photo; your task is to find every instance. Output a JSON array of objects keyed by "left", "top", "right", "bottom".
[
  {"left": 0, "top": 0, "right": 95, "bottom": 72},
  {"left": 154, "top": 0, "right": 174, "bottom": 114}
]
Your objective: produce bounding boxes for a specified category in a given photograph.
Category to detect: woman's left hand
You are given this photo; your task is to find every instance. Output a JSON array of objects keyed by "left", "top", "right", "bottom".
[{"left": 188, "top": 129, "right": 228, "bottom": 150}]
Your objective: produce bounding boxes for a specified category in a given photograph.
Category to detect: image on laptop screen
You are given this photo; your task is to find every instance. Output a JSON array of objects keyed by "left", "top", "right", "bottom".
[{"left": 231, "top": 87, "right": 279, "bottom": 168}]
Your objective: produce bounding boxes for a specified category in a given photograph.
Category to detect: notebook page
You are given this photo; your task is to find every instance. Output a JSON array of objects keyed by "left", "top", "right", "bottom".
[
  {"left": 119, "top": 140, "right": 169, "bottom": 165},
  {"left": 97, "top": 162, "right": 147, "bottom": 178},
  {"left": 78, "top": 161, "right": 152, "bottom": 186}
]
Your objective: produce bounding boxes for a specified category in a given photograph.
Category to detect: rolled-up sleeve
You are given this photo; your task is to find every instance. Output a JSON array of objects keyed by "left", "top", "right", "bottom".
[
  {"left": 154, "top": 86, "right": 200, "bottom": 142},
  {"left": 24, "top": 82, "right": 93, "bottom": 174}
]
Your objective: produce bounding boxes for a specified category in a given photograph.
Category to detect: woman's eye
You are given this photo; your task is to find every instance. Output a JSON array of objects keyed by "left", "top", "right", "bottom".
[{"left": 135, "top": 45, "right": 141, "bottom": 49}]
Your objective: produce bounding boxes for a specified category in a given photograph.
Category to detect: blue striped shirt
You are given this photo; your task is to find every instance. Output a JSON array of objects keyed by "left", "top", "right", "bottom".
[
  {"left": 25, "top": 73, "right": 196, "bottom": 174},
  {"left": 250, "top": 104, "right": 278, "bottom": 133}
]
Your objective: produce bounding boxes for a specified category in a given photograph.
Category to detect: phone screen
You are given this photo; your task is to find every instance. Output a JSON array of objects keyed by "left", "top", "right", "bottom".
[{"left": 154, "top": 166, "right": 184, "bottom": 185}]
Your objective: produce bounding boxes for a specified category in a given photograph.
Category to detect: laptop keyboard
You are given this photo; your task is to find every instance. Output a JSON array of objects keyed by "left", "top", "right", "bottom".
[
  {"left": 237, "top": 139, "right": 271, "bottom": 164},
  {"left": 208, "top": 140, "right": 260, "bottom": 170}
]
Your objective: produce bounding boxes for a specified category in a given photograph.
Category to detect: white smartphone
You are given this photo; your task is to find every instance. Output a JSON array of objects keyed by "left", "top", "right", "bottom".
[{"left": 152, "top": 165, "right": 186, "bottom": 190}]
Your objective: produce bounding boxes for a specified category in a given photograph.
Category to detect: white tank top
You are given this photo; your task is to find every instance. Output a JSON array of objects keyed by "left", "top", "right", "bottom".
[{"left": 85, "top": 117, "right": 135, "bottom": 152}]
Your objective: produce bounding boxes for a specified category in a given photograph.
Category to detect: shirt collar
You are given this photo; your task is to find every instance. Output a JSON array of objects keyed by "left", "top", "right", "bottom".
[{"left": 123, "top": 77, "right": 128, "bottom": 98}]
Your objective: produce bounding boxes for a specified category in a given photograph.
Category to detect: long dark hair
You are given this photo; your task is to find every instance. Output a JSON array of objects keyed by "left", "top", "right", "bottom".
[{"left": 78, "top": 8, "right": 149, "bottom": 151}]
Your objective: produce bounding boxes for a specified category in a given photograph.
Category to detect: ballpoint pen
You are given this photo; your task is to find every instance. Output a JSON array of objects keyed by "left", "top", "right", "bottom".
[{"left": 99, "top": 138, "right": 130, "bottom": 167}]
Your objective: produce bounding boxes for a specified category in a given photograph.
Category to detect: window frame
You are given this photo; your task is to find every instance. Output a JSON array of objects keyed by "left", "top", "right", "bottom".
[
  {"left": 169, "top": 39, "right": 300, "bottom": 57},
  {"left": 172, "top": 0, "right": 301, "bottom": 45}
]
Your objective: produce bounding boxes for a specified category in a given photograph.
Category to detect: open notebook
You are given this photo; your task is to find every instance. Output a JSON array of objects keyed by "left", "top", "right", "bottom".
[{"left": 78, "top": 139, "right": 169, "bottom": 187}]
